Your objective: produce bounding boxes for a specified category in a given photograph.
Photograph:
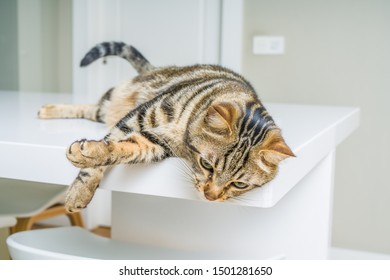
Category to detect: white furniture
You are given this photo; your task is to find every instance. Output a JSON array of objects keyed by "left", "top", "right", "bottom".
[
  {"left": 7, "top": 226, "right": 222, "bottom": 260},
  {"left": 0, "top": 91, "right": 359, "bottom": 259},
  {"left": 0, "top": 217, "right": 16, "bottom": 229},
  {"left": 0, "top": 182, "right": 66, "bottom": 218},
  {"left": 0, "top": 180, "right": 84, "bottom": 233}
]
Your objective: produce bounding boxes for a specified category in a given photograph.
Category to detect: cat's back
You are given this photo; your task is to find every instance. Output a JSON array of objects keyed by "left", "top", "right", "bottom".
[
  {"left": 134, "top": 64, "right": 254, "bottom": 93},
  {"left": 104, "top": 64, "right": 257, "bottom": 127}
]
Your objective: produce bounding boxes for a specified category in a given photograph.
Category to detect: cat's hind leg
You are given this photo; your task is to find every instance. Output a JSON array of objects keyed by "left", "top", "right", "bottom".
[
  {"left": 38, "top": 104, "right": 102, "bottom": 122},
  {"left": 38, "top": 87, "right": 113, "bottom": 122}
]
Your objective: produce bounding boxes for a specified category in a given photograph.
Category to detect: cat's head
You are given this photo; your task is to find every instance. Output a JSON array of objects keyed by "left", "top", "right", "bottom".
[{"left": 185, "top": 100, "right": 294, "bottom": 201}]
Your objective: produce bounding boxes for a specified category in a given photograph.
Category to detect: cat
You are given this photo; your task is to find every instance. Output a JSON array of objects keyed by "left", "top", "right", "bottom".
[{"left": 38, "top": 42, "right": 295, "bottom": 212}]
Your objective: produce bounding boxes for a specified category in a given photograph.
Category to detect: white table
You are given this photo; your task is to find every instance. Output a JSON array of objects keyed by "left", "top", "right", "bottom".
[{"left": 0, "top": 91, "right": 359, "bottom": 259}]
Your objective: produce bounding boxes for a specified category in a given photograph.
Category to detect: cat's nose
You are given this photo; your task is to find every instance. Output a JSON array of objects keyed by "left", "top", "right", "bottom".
[{"left": 204, "top": 191, "right": 217, "bottom": 201}]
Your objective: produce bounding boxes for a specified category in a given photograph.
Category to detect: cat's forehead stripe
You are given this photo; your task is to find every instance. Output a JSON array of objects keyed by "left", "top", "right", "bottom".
[{"left": 218, "top": 102, "right": 276, "bottom": 176}]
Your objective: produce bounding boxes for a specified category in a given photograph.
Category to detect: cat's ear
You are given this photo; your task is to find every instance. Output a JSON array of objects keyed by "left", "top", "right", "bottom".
[
  {"left": 205, "top": 102, "right": 239, "bottom": 135},
  {"left": 259, "top": 130, "right": 295, "bottom": 165}
]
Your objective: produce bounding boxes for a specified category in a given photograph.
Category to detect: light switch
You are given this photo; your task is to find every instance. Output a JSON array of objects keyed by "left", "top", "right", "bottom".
[{"left": 253, "top": 36, "right": 285, "bottom": 55}]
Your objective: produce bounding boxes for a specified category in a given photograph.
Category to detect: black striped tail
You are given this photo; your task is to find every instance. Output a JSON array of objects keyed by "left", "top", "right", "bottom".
[{"left": 80, "top": 41, "right": 154, "bottom": 74}]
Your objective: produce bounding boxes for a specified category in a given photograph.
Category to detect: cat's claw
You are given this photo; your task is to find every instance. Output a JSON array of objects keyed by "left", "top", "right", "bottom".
[
  {"left": 66, "top": 140, "right": 89, "bottom": 168},
  {"left": 67, "top": 140, "right": 98, "bottom": 168}
]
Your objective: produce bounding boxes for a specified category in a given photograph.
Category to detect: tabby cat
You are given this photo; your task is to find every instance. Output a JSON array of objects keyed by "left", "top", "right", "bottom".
[{"left": 38, "top": 42, "right": 294, "bottom": 212}]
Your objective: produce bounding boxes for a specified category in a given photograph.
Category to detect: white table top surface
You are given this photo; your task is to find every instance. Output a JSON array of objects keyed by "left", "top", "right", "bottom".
[{"left": 0, "top": 91, "right": 359, "bottom": 207}]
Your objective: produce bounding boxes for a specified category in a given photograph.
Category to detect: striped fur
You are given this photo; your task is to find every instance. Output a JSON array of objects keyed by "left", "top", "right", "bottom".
[
  {"left": 80, "top": 41, "right": 154, "bottom": 74},
  {"left": 38, "top": 42, "right": 294, "bottom": 212}
]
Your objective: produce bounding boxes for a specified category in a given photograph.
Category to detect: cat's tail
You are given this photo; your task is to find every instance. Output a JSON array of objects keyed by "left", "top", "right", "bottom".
[{"left": 80, "top": 41, "right": 154, "bottom": 74}]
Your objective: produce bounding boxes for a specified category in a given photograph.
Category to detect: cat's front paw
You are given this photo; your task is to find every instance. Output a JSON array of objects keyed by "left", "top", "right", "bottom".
[
  {"left": 66, "top": 140, "right": 89, "bottom": 168},
  {"left": 65, "top": 181, "right": 94, "bottom": 213},
  {"left": 66, "top": 139, "right": 111, "bottom": 168},
  {"left": 65, "top": 167, "right": 104, "bottom": 212}
]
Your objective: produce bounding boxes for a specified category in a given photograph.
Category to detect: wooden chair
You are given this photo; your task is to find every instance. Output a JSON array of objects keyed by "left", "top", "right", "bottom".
[{"left": 0, "top": 179, "right": 84, "bottom": 233}]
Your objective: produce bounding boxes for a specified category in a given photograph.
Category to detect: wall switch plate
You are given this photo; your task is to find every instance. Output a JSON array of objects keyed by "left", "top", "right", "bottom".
[{"left": 253, "top": 36, "right": 285, "bottom": 55}]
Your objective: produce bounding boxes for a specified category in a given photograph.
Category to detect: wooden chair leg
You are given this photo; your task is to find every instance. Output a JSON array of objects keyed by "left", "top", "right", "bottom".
[
  {"left": 66, "top": 212, "right": 85, "bottom": 228},
  {"left": 10, "top": 204, "right": 85, "bottom": 233},
  {"left": 10, "top": 217, "right": 35, "bottom": 234}
]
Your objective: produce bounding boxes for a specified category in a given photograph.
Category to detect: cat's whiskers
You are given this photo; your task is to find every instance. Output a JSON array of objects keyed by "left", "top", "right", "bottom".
[
  {"left": 229, "top": 196, "right": 254, "bottom": 205},
  {"left": 230, "top": 196, "right": 256, "bottom": 207},
  {"left": 176, "top": 159, "right": 195, "bottom": 179},
  {"left": 156, "top": 98, "right": 196, "bottom": 175},
  {"left": 176, "top": 165, "right": 195, "bottom": 183},
  {"left": 171, "top": 152, "right": 194, "bottom": 179}
]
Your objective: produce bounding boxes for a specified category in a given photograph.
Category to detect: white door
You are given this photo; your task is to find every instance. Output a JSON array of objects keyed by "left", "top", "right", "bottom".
[{"left": 71, "top": 0, "right": 243, "bottom": 228}]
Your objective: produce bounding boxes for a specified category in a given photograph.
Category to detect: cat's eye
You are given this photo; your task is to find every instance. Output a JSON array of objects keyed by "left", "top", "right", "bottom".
[
  {"left": 231, "top": 181, "right": 249, "bottom": 189},
  {"left": 199, "top": 158, "right": 213, "bottom": 172}
]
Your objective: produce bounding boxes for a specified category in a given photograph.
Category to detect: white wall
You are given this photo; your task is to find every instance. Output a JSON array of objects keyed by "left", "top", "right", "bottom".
[
  {"left": 73, "top": 0, "right": 221, "bottom": 103},
  {"left": 242, "top": 0, "right": 390, "bottom": 254},
  {"left": 0, "top": 0, "right": 19, "bottom": 91},
  {"left": 17, "top": 0, "right": 72, "bottom": 93}
]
